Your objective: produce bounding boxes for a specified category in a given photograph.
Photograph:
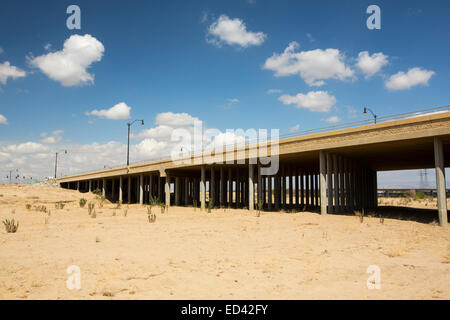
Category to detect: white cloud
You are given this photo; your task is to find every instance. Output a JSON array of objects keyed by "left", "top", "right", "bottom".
[
  {"left": 289, "top": 124, "right": 300, "bottom": 132},
  {"left": 323, "top": 115, "right": 340, "bottom": 123},
  {"left": 278, "top": 91, "right": 336, "bottom": 112},
  {"left": 263, "top": 42, "right": 354, "bottom": 86},
  {"left": 41, "top": 129, "right": 64, "bottom": 144},
  {"left": 267, "top": 89, "right": 282, "bottom": 94},
  {"left": 6, "top": 142, "right": 49, "bottom": 154},
  {"left": 86, "top": 102, "right": 131, "bottom": 120},
  {"left": 356, "top": 51, "right": 388, "bottom": 78},
  {"left": 44, "top": 43, "right": 52, "bottom": 51},
  {"left": 228, "top": 98, "right": 239, "bottom": 103},
  {"left": 155, "top": 112, "right": 200, "bottom": 127},
  {"left": 134, "top": 125, "right": 173, "bottom": 140},
  {"left": 306, "top": 33, "right": 315, "bottom": 43},
  {"left": 0, "top": 61, "right": 26, "bottom": 84},
  {"left": 29, "top": 34, "right": 104, "bottom": 87},
  {"left": 0, "top": 114, "right": 7, "bottom": 124},
  {"left": 207, "top": 15, "right": 266, "bottom": 48},
  {"left": 385, "top": 67, "right": 435, "bottom": 91}
]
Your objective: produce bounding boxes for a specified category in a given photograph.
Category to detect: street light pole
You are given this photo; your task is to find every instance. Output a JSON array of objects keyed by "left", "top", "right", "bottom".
[
  {"left": 54, "top": 150, "right": 67, "bottom": 179},
  {"left": 363, "top": 107, "right": 377, "bottom": 124},
  {"left": 127, "top": 119, "right": 144, "bottom": 166}
]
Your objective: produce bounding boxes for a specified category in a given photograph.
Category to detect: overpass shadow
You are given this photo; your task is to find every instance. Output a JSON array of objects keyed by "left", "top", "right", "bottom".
[{"left": 327, "top": 206, "right": 448, "bottom": 225}]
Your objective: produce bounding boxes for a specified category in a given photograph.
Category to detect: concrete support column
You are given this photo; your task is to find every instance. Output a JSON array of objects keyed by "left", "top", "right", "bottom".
[
  {"left": 311, "top": 173, "right": 315, "bottom": 207},
  {"left": 288, "top": 168, "right": 293, "bottom": 209},
  {"left": 102, "top": 179, "right": 106, "bottom": 197},
  {"left": 295, "top": 173, "right": 299, "bottom": 208},
  {"left": 327, "top": 153, "right": 333, "bottom": 213},
  {"left": 165, "top": 176, "right": 171, "bottom": 207},
  {"left": 175, "top": 177, "right": 180, "bottom": 206},
  {"left": 274, "top": 175, "right": 280, "bottom": 210},
  {"left": 119, "top": 176, "right": 123, "bottom": 203},
  {"left": 347, "top": 162, "right": 353, "bottom": 210},
  {"left": 268, "top": 176, "right": 273, "bottom": 210},
  {"left": 77, "top": 181, "right": 80, "bottom": 192},
  {"left": 300, "top": 169, "right": 304, "bottom": 207},
  {"left": 200, "top": 165, "right": 206, "bottom": 211},
  {"left": 112, "top": 179, "right": 115, "bottom": 203},
  {"left": 149, "top": 175, "right": 153, "bottom": 201},
  {"left": 236, "top": 168, "right": 240, "bottom": 207},
  {"left": 339, "top": 157, "right": 344, "bottom": 212},
  {"left": 249, "top": 164, "right": 254, "bottom": 211},
  {"left": 433, "top": 137, "right": 448, "bottom": 226},
  {"left": 220, "top": 167, "right": 225, "bottom": 207},
  {"left": 184, "top": 178, "right": 189, "bottom": 206},
  {"left": 333, "top": 155, "right": 339, "bottom": 212},
  {"left": 305, "top": 172, "right": 310, "bottom": 207},
  {"left": 315, "top": 174, "right": 319, "bottom": 207},
  {"left": 89, "top": 180, "right": 92, "bottom": 192},
  {"left": 257, "top": 165, "right": 263, "bottom": 208},
  {"left": 228, "top": 167, "right": 233, "bottom": 207},
  {"left": 210, "top": 167, "right": 215, "bottom": 207},
  {"left": 128, "top": 176, "right": 131, "bottom": 204},
  {"left": 281, "top": 167, "right": 286, "bottom": 209},
  {"left": 320, "top": 151, "right": 327, "bottom": 215},
  {"left": 139, "top": 174, "right": 144, "bottom": 205}
]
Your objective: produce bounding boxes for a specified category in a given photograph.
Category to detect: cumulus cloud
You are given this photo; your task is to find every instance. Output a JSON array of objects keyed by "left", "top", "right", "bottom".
[
  {"left": 0, "top": 61, "right": 26, "bottom": 84},
  {"left": 0, "top": 114, "right": 7, "bottom": 124},
  {"left": 41, "top": 130, "right": 64, "bottom": 144},
  {"left": 278, "top": 91, "right": 336, "bottom": 112},
  {"left": 263, "top": 42, "right": 354, "bottom": 86},
  {"left": 86, "top": 102, "right": 131, "bottom": 120},
  {"left": 155, "top": 112, "right": 200, "bottom": 127},
  {"left": 6, "top": 142, "right": 49, "bottom": 154},
  {"left": 29, "top": 34, "right": 104, "bottom": 87},
  {"left": 385, "top": 67, "right": 435, "bottom": 91},
  {"left": 356, "top": 51, "right": 388, "bottom": 78},
  {"left": 323, "top": 115, "right": 340, "bottom": 123},
  {"left": 207, "top": 15, "right": 266, "bottom": 48}
]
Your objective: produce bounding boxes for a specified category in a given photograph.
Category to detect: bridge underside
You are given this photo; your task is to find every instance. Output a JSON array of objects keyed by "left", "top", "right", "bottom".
[{"left": 60, "top": 134, "right": 450, "bottom": 226}]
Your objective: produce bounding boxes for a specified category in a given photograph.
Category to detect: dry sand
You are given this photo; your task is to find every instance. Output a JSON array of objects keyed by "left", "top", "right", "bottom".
[{"left": 0, "top": 184, "right": 449, "bottom": 300}]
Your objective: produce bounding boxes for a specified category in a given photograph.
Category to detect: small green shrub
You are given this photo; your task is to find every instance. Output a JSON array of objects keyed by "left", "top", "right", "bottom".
[
  {"left": 3, "top": 219, "right": 19, "bottom": 233},
  {"left": 79, "top": 198, "right": 87, "bottom": 208},
  {"left": 414, "top": 192, "right": 426, "bottom": 200},
  {"left": 92, "top": 188, "right": 102, "bottom": 196}
]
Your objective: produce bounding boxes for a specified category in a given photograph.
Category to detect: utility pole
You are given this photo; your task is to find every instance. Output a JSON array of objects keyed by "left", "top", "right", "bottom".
[{"left": 127, "top": 119, "right": 144, "bottom": 166}]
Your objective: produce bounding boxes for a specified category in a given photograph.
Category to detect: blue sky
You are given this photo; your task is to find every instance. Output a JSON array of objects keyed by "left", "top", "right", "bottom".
[{"left": 0, "top": 0, "right": 449, "bottom": 185}]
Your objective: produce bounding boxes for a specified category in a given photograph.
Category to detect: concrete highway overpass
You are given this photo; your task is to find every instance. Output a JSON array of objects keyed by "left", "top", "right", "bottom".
[{"left": 57, "top": 108, "right": 450, "bottom": 226}]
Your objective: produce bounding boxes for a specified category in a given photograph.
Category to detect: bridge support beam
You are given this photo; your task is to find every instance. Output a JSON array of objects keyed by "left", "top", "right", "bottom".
[
  {"left": 320, "top": 151, "right": 327, "bottom": 215},
  {"left": 127, "top": 176, "right": 131, "bottom": 204},
  {"left": 165, "top": 176, "right": 171, "bottom": 207},
  {"left": 434, "top": 137, "right": 448, "bottom": 227},
  {"left": 229, "top": 167, "right": 233, "bottom": 207},
  {"left": 210, "top": 167, "right": 215, "bottom": 207},
  {"left": 139, "top": 174, "right": 144, "bottom": 205},
  {"left": 200, "top": 165, "right": 206, "bottom": 211},
  {"left": 249, "top": 164, "right": 254, "bottom": 211},
  {"left": 119, "top": 176, "right": 123, "bottom": 203}
]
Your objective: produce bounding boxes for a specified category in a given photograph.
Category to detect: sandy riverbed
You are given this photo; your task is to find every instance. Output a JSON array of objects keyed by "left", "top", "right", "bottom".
[{"left": 0, "top": 184, "right": 449, "bottom": 299}]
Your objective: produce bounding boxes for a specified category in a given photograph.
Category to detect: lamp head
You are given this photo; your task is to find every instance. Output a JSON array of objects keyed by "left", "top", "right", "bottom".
[
  {"left": 141, "top": 120, "right": 144, "bottom": 126},
  {"left": 363, "top": 107, "right": 367, "bottom": 114}
]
